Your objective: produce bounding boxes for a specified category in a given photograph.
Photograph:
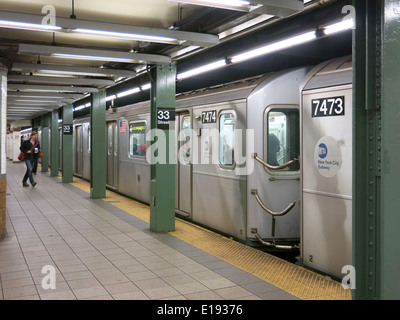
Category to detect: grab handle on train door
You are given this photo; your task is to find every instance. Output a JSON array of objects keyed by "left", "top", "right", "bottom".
[
  {"left": 251, "top": 189, "right": 296, "bottom": 216},
  {"left": 252, "top": 153, "right": 298, "bottom": 170}
]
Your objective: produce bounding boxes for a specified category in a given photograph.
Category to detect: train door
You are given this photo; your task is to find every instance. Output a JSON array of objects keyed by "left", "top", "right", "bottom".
[
  {"left": 74, "top": 125, "right": 83, "bottom": 176},
  {"left": 106, "top": 121, "right": 118, "bottom": 189},
  {"left": 176, "top": 112, "right": 192, "bottom": 217}
]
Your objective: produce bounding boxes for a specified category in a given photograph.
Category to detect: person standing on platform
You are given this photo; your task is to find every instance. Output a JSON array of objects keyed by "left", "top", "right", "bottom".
[{"left": 20, "top": 131, "right": 41, "bottom": 187}]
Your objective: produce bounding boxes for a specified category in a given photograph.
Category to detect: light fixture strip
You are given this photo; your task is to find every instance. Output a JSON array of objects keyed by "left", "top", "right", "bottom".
[
  {"left": 176, "top": 59, "right": 227, "bottom": 80},
  {"left": 18, "top": 44, "right": 172, "bottom": 64},
  {"left": 323, "top": 19, "right": 354, "bottom": 35},
  {"left": 12, "top": 63, "right": 137, "bottom": 78},
  {"left": 0, "top": 19, "right": 61, "bottom": 32},
  {"left": 51, "top": 53, "right": 135, "bottom": 63},
  {"left": 117, "top": 87, "right": 141, "bottom": 98},
  {"left": 74, "top": 28, "right": 178, "bottom": 44},
  {"left": 231, "top": 31, "right": 316, "bottom": 63},
  {"left": 0, "top": 11, "right": 219, "bottom": 47}
]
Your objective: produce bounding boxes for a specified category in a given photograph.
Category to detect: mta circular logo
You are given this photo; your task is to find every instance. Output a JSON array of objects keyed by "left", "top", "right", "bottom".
[{"left": 318, "top": 143, "right": 328, "bottom": 159}]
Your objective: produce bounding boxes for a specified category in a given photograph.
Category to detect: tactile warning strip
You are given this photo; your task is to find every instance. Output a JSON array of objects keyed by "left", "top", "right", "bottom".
[{"left": 68, "top": 177, "right": 351, "bottom": 300}]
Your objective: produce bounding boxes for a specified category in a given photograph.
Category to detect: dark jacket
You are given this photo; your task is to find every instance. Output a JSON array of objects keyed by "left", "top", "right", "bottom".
[{"left": 20, "top": 139, "right": 41, "bottom": 160}]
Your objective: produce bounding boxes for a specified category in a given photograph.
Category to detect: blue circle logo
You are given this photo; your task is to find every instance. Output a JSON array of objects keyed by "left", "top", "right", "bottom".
[{"left": 318, "top": 143, "right": 328, "bottom": 159}]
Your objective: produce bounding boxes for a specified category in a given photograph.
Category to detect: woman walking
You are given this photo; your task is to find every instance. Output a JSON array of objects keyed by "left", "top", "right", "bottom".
[{"left": 20, "top": 131, "right": 41, "bottom": 187}]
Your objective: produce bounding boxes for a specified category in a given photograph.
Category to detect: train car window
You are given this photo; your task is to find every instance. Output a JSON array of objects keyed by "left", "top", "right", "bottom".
[
  {"left": 107, "top": 125, "right": 113, "bottom": 155},
  {"left": 219, "top": 112, "right": 235, "bottom": 168},
  {"left": 129, "top": 121, "right": 147, "bottom": 157},
  {"left": 265, "top": 107, "right": 299, "bottom": 172},
  {"left": 114, "top": 124, "right": 118, "bottom": 157},
  {"left": 180, "top": 116, "right": 191, "bottom": 163},
  {"left": 88, "top": 125, "right": 91, "bottom": 153}
]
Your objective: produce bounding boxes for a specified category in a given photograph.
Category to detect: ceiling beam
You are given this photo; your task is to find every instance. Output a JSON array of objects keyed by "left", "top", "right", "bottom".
[
  {"left": 8, "top": 75, "right": 115, "bottom": 86},
  {"left": 7, "top": 97, "right": 75, "bottom": 103},
  {"left": 8, "top": 83, "right": 99, "bottom": 93},
  {"left": 7, "top": 91, "right": 86, "bottom": 99},
  {"left": 18, "top": 44, "right": 171, "bottom": 64},
  {"left": 250, "top": 0, "right": 304, "bottom": 17},
  {"left": 11, "top": 63, "right": 137, "bottom": 78}
]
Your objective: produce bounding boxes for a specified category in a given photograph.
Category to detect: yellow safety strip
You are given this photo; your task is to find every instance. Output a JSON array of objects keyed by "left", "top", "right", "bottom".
[{"left": 66, "top": 176, "right": 351, "bottom": 300}]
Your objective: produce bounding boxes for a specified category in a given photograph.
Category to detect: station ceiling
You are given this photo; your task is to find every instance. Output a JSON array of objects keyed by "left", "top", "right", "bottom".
[{"left": 0, "top": 0, "right": 353, "bottom": 123}]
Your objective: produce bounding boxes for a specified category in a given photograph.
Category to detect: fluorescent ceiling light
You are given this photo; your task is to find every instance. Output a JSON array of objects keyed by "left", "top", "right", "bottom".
[
  {"left": 0, "top": 19, "right": 61, "bottom": 32},
  {"left": 177, "top": 59, "right": 226, "bottom": 80},
  {"left": 117, "top": 87, "right": 141, "bottom": 98},
  {"left": 12, "top": 63, "right": 136, "bottom": 78},
  {"left": 18, "top": 44, "right": 171, "bottom": 64},
  {"left": 141, "top": 83, "right": 151, "bottom": 91},
  {"left": 231, "top": 31, "right": 316, "bottom": 63},
  {"left": 168, "top": 0, "right": 251, "bottom": 12},
  {"left": 0, "top": 11, "right": 219, "bottom": 47},
  {"left": 106, "top": 95, "right": 116, "bottom": 101},
  {"left": 74, "top": 105, "right": 85, "bottom": 111},
  {"left": 74, "top": 28, "right": 178, "bottom": 44},
  {"left": 323, "top": 19, "right": 354, "bottom": 35},
  {"left": 51, "top": 53, "right": 135, "bottom": 63}
]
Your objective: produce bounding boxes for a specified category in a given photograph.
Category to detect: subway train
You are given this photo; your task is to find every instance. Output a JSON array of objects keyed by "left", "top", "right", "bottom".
[{"left": 37, "top": 55, "right": 353, "bottom": 279}]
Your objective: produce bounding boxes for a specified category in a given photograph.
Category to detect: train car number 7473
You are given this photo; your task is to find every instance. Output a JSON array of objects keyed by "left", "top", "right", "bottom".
[{"left": 312, "top": 96, "right": 345, "bottom": 117}]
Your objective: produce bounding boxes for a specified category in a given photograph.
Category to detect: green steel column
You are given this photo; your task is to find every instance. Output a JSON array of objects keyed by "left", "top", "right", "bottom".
[
  {"left": 50, "top": 109, "right": 59, "bottom": 177},
  {"left": 90, "top": 90, "right": 106, "bottom": 199},
  {"left": 62, "top": 104, "right": 73, "bottom": 183},
  {"left": 0, "top": 63, "right": 8, "bottom": 240},
  {"left": 379, "top": 0, "right": 400, "bottom": 299},
  {"left": 41, "top": 114, "right": 49, "bottom": 173},
  {"left": 149, "top": 64, "right": 176, "bottom": 232},
  {"left": 353, "top": 0, "right": 400, "bottom": 299}
]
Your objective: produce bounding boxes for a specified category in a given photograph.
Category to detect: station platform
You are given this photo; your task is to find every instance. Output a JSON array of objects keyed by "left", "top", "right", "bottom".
[{"left": 0, "top": 161, "right": 351, "bottom": 301}]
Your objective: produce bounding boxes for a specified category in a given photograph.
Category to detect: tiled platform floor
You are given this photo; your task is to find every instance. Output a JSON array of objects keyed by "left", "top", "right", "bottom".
[{"left": 0, "top": 161, "right": 298, "bottom": 300}]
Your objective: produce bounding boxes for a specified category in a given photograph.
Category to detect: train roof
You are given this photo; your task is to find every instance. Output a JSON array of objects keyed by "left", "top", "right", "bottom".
[{"left": 302, "top": 55, "right": 352, "bottom": 91}]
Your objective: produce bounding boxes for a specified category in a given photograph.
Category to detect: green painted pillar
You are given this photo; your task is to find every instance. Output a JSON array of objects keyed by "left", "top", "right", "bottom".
[
  {"left": 353, "top": 0, "right": 400, "bottom": 299},
  {"left": 149, "top": 64, "right": 176, "bottom": 232},
  {"left": 41, "top": 114, "right": 49, "bottom": 173},
  {"left": 50, "top": 109, "right": 59, "bottom": 177},
  {"left": 379, "top": 0, "right": 400, "bottom": 299},
  {"left": 90, "top": 90, "right": 106, "bottom": 199},
  {"left": 62, "top": 104, "right": 73, "bottom": 183},
  {"left": 0, "top": 62, "right": 8, "bottom": 240}
]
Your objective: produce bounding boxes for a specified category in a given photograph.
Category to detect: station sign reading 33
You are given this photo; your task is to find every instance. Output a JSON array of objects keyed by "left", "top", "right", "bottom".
[
  {"left": 312, "top": 96, "right": 345, "bottom": 117},
  {"left": 63, "top": 124, "right": 73, "bottom": 135}
]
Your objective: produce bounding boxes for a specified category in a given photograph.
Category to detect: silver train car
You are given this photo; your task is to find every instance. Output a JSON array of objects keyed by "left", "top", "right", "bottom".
[
  {"left": 69, "top": 56, "right": 353, "bottom": 279},
  {"left": 300, "top": 55, "right": 352, "bottom": 279},
  {"left": 73, "top": 66, "right": 310, "bottom": 255}
]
